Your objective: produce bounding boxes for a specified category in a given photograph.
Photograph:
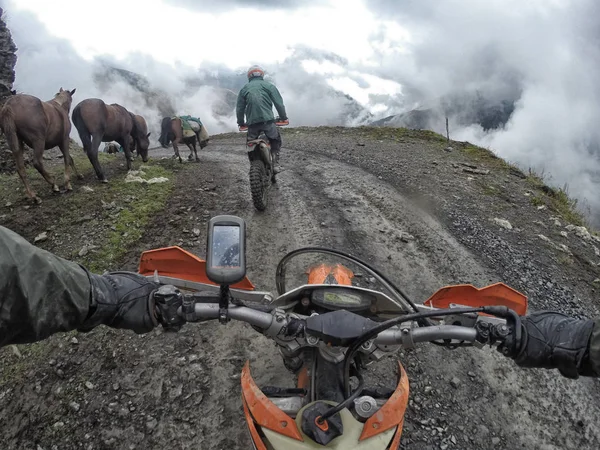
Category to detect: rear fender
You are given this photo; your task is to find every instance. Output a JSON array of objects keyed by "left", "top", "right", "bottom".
[{"left": 247, "top": 142, "right": 271, "bottom": 167}]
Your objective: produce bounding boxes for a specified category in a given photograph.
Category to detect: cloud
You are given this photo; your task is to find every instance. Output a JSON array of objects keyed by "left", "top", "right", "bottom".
[
  {"left": 164, "top": 0, "right": 327, "bottom": 12},
  {"left": 3, "top": 6, "right": 250, "bottom": 141},
  {"left": 364, "top": 0, "right": 600, "bottom": 223}
]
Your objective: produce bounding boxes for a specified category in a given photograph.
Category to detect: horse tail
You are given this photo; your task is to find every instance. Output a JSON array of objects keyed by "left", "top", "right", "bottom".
[
  {"left": 0, "top": 104, "right": 20, "bottom": 154},
  {"left": 159, "top": 116, "right": 172, "bottom": 146},
  {"left": 71, "top": 104, "right": 92, "bottom": 151}
]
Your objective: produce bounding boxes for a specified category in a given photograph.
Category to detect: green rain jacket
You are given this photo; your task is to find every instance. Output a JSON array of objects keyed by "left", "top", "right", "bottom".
[
  {"left": 0, "top": 225, "right": 91, "bottom": 346},
  {"left": 236, "top": 77, "right": 287, "bottom": 126}
]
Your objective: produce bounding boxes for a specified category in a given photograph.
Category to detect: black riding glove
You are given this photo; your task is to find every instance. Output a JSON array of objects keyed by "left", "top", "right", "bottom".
[
  {"left": 499, "top": 311, "right": 595, "bottom": 378},
  {"left": 79, "top": 270, "right": 160, "bottom": 334}
]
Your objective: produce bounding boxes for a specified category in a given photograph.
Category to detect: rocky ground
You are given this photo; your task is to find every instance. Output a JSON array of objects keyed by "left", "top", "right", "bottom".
[{"left": 0, "top": 127, "right": 599, "bottom": 450}]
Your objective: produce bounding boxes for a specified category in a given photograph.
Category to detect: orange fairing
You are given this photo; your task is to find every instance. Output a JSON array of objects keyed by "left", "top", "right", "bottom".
[
  {"left": 138, "top": 246, "right": 255, "bottom": 291},
  {"left": 360, "top": 362, "right": 409, "bottom": 441},
  {"left": 242, "top": 397, "right": 267, "bottom": 450},
  {"left": 241, "top": 362, "right": 304, "bottom": 442},
  {"left": 297, "top": 367, "right": 309, "bottom": 390},
  {"left": 307, "top": 264, "right": 354, "bottom": 286},
  {"left": 423, "top": 282, "right": 528, "bottom": 316}
]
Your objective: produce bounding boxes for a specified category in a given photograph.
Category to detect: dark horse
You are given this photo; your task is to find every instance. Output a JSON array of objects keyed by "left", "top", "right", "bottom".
[
  {"left": 159, "top": 116, "right": 208, "bottom": 163},
  {"left": 72, "top": 98, "right": 150, "bottom": 182},
  {"left": 0, "top": 88, "right": 81, "bottom": 203}
]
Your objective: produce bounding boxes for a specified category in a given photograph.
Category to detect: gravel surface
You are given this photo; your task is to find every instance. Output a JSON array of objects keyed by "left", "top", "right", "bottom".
[{"left": 0, "top": 127, "right": 599, "bottom": 449}]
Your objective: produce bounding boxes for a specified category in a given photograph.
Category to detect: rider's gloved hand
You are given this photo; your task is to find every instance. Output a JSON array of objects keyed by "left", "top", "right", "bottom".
[
  {"left": 499, "top": 311, "right": 595, "bottom": 378},
  {"left": 79, "top": 271, "right": 160, "bottom": 334}
]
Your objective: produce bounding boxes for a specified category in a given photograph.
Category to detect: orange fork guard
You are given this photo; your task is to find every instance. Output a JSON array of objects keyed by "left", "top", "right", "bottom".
[
  {"left": 138, "top": 246, "right": 255, "bottom": 291},
  {"left": 360, "top": 361, "right": 409, "bottom": 442},
  {"left": 424, "top": 282, "right": 528, "bottom": 316},
  {"left": 241, "top": 361, "right": 303, "bottom": 441}
]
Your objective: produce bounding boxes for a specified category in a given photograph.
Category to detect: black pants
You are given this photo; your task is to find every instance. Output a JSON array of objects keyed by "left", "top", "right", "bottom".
[{"left": 247, "top": 121, "right": 282, "bottom": 155}]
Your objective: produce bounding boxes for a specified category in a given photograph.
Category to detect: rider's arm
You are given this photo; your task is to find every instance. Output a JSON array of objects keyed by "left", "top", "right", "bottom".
[
  {"left": 236, "top": 88, "right": 247, "bottom": 126},
  {"left": 0, "top": 225, "right": 159, "bottom": 348},
  {"left": 501, "top": 311, "right": 598, "bottom": 378},
  {"left": 268, "top": 84, "right": 287, "bottom": 121}
]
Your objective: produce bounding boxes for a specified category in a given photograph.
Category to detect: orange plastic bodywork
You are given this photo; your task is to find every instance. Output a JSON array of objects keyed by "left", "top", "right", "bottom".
[
  {"left": 241, "top": 361, "right": 304, "bottom": 442},
  {"left": 423, "top": 282, "right": 528, "bottom": 316},
  {"left": 138, "top": 246, "right": 255, "bottom": 291},
  {"left": 306, "top": 263, "right": 354, "bottom": 286},
  {"left": 242, "top": 396, "right": 268, "bottom": 450},
  {"left": 297, "top": 367, "right": 309, "bottom": 391},
  {"left": 360, "top": 362, "right": 409, "bottom": 442}
]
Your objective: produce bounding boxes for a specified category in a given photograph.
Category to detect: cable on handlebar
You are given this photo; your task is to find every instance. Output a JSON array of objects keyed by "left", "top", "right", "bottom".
[
  {"left": 312, "top": 307, "right": 487, "bottom": 426},
  {"left": 342, "top": 307, "right": 485, "bottom": 399}
]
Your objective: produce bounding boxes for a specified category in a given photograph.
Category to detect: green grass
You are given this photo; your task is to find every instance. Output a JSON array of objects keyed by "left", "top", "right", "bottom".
[
  {"left": 1, "top": 147, "right": 178, "bottom": 272},
  {"left": 0, "top": 341, "right": 49, "bottom": 384},
  {"left": 86, "top": 163, "right": 174, "bottom": 272},
  {"left": 525, "top": 168, "right": 585, "bottom": 227},
  {"left": 357, "top": 126, "right": 448, "bottom": 143},
  {"left": 457, "top": 142, "right": 588, "bottom": 228}
]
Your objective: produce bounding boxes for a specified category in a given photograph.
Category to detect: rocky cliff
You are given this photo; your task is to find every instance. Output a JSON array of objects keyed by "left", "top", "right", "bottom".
[
  {"left": 0, "top": 7, "right": 17, "bottom": 173},
  {"left": 0, "top": 8, "right": 16, "bottom": 100}
]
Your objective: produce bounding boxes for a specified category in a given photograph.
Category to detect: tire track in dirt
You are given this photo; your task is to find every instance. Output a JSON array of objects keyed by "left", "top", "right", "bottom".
[
  {"left": 191, "top": 142, "right": 599, "bottom": 450},
  {"left": 3, "top": 141, "right": 596, "bottom": 449}
]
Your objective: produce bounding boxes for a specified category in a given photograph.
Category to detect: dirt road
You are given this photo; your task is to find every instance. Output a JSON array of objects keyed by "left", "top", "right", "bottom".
[{"left": 1, "top": 129, "right": 599, "bottom": 449}]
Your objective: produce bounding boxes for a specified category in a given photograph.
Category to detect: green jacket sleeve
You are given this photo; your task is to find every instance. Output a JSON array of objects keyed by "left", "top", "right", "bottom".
[
  {"left": 268, "top": 84, "right": 287, "bottom": 120},
  {"left": 236, "top": 87, "right": 247, "bottom": 125},
  {"left": 589, "top": 319, "right": 600, "bottom": 376},
  {"left": 0, "top": 225, "right": 91, "bottom": 347}
]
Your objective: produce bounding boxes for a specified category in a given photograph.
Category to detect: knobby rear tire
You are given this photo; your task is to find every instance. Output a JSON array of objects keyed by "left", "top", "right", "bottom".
[{"left": 250, "top": 159, "right": 268, "bottom": 211}]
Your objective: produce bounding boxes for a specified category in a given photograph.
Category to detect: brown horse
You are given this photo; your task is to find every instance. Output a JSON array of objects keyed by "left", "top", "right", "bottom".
[
  {"left": 159, "top": 116, "right": 208, "bottom": 163},
  {"left": 0, "top": 88, "right": 80, "bottom": 203},
  {"left": 130, "top": 114, "right": 151, "bottom": 157},
  {"left": 72, "top": 98, "right": 149, "bottom": 182}
]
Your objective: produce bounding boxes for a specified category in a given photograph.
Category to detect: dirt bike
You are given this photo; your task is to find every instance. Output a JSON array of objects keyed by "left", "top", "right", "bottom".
[
  {"left": 139, "top": 215, "right": 528, "bottom": 449},
  {"left": 239, "top": 119, "right": 289, "bottom": 211}
]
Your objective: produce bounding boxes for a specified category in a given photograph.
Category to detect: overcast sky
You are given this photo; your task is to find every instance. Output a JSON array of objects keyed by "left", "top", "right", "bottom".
[{"left": 3, "top": 0, "right": 600, "bottom": 222}]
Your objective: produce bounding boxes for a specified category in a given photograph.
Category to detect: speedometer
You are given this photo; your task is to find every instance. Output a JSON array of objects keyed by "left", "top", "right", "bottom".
[{"left": 311, "top": 288, "right": 373, "bottom": 311}]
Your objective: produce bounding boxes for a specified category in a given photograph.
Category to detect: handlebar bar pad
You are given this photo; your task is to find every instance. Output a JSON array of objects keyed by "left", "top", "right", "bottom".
[{"left": 305, "top": 310, "right": 378, "bottom": 346}]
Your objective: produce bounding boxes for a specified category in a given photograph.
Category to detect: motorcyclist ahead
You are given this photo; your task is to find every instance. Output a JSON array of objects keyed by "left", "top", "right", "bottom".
[
  {"left": 236, "top": 65, "right": 288, "bottom": 174},
  {"left": 0, "top": 224, "right": 598, "bottom": 380}
]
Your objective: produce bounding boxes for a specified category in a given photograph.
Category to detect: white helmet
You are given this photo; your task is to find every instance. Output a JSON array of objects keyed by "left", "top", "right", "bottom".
[{"left": 247, "top": 65, "right": 265, "bottom": 80}]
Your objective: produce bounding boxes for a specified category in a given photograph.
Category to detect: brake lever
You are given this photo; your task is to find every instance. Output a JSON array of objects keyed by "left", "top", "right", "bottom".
[{"left": 475, "top": 306, "right": 522, "bottom": 354}]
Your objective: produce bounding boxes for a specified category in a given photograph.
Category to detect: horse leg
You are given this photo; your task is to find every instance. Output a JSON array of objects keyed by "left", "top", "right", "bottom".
[
  {"left": 70, "top": 154, "right": 84, "bottom": 180},
  {"left": 31, "top": 141, "right": 59, "bottom": 194},
  {"left": 186, "top": 140, "right": 194, "bottom": 161},
  {"left": 192, "top": 139, "right": 200, "bottom": 162},
  {"left": 121, "top": 138, "right": 133, "bottom": 170},
  {"left": 59, "top": 137, "right": 75, "bottom": 191},
  {"left": 89, "top": 133, "right": 108, "bottom": 182},
  {"left": 13, "top": 140, "right": 39, "bottom": 203},
  {"left": 173, "top": 140, "right": 182, "bottom": 163}
]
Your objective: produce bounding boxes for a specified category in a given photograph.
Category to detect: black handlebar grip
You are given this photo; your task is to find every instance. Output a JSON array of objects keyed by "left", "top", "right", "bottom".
[{"left": 154, "top": 285, "right": 186, "bottom": 332}]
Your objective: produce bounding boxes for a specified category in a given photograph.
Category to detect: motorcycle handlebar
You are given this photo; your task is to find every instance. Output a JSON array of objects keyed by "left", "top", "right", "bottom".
[
  {"left": 374, "top": 325, "right": 477, "bottom": 346},
  {"left": 185, "top": 303, "right": 488, "bottom": 348},
  {"left": 238, "top": 120, "right": 289, "bottom": 132}
]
